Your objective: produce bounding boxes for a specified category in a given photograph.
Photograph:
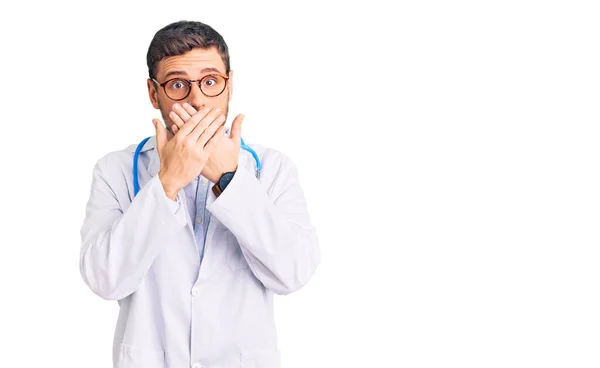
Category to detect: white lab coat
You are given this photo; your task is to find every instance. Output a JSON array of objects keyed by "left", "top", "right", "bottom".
[{"left": 79, "top": 136, "right": 320, "bottom": 368}]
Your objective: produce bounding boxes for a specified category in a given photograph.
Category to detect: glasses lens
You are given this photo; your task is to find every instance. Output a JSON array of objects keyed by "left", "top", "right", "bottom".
[
  {"left": 165, "top": 79, "right": 190, "bottom": 100},
  {"left": 200, "top": 75, "right": 227, "bottom": 97}
]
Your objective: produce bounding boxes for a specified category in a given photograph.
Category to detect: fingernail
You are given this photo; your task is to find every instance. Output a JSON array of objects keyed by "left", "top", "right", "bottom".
[
  {"left": 215, "top": 107, "right": 222, "bottom": 113},
  {"left": 183, "top": 103, "right": 190, "bottom": 109},
  {"left": 173, "top": 103, "right": 180, "bottom": 109}
]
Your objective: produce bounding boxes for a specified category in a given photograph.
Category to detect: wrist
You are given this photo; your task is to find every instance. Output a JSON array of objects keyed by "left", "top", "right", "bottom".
[
  {"left": 164, "top": 189, "right": 178, "bottom": 201},
  {"left": 158, "top": 171, "right": 180, "bottom": 201},
  {"left": 212, "top": 170, "right": 236, "bottom": 198}
]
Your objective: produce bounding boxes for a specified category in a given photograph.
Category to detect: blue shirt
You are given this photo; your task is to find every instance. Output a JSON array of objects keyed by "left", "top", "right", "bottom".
[
  {"left": 165, "top": 175, "right": 211, "bottom": 262},
  {"left": 183, "top": 175, "right": 212, "bottom": 262}
]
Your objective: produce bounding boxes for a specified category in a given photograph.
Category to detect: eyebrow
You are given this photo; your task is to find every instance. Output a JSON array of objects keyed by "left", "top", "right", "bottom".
[{"left": 163, "top": 68, "right": 223, "bottom": 80}]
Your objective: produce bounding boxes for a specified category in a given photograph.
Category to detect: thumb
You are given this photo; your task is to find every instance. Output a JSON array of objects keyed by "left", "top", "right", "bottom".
[
  {"left": 229, "top": 114, "right": 245, "bottom": 144},
  {"left": 153, "top": 118, "right": 167, "bottom": 154}
]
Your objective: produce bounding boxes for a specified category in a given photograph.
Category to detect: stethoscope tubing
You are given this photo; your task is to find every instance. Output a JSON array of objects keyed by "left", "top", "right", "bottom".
[{"left": 133, "top": 133, "right": 261, "bottom": 197}]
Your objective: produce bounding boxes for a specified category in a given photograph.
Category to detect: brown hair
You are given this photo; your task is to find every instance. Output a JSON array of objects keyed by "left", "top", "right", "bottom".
[{"left": 146, "top": 20, "right": 230, "bottom": 79}]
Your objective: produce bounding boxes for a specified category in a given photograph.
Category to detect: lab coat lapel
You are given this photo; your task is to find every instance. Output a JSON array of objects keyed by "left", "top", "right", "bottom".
[
  {"left": 146, "top": 140, "right": 254, "bottom": 273},
  {"left": 147, "top": 137, "right": 160, "bottom": 178},
  {"left": 198, "top": 153, "right": 251, "bottom": 280}
]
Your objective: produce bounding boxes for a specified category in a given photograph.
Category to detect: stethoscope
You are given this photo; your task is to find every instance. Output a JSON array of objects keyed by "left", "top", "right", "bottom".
[{"left": 133, "top": 129, "right": 261, "bottom": 197}]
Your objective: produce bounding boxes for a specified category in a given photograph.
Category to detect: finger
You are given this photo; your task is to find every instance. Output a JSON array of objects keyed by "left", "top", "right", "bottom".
[
  {"left": 197, "top": 114, "right": 226, "bottom": 147},
  {"left": 189, "top": 107, "right": 223, "bottom": 141},
  {"left": 153, "top": 118, "right": 167, "bottom": 155},
  {"left": 181, "top": 103, "right": 197, "bottom": 117},
  {"left": 171, "top": 124, "right": 179, "bottom": 134},
  {"left": 202, "top": 126, "right": 226, "bottom": 155},
  {"left": 229, "top": 114, "right": 244, "bottom": 144},
  {"left": 178, "top": 103, "right": 199, "bottom": 134},
  {"left": 168, "top": 111, "right": 186, "bottom": 132},
  {"left": 176, "top": 105, "right": 214, "bottom": 136},
  {"left": 172, "top": 103, "right": 192, "bottom": 121}
]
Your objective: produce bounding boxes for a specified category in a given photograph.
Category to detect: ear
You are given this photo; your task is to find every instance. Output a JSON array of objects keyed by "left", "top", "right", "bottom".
[
  {"left": 227, "top": 70, "right": 233, "bottom": 102},
  {"left": 147, "top": 78, "right": 160, "bottom": 109}
]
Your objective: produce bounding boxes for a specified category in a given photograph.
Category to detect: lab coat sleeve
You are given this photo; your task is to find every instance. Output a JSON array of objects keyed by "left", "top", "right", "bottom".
[
  {"left": 207, "top": 154, "right": 320, "bottom": 295},
  {"left": 80, "top": 157, "right": 187, "bottom": 301}
]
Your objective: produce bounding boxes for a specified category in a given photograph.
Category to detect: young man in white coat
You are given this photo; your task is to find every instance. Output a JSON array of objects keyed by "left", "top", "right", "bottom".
[{"left": 79, "top": 20, "right": 320, "bottom": 368}]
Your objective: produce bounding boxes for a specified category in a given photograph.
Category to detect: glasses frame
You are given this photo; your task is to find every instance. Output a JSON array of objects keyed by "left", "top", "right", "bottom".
[{"left": 151, "top": 74, "right": 230, "bottom": 101}]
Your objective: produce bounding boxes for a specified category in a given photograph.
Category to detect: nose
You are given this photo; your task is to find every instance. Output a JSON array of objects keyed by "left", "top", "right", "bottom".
[{"left": 186, "top": 81, "right": 208, "bottom": 110}]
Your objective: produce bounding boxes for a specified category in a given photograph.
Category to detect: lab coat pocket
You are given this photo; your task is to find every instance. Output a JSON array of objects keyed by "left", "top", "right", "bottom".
[
  {"left": 116, "top": 343, "right": 165, "bottom": 368},
  {"left": 241, "top": 349, "right": 281, "bottom": 368},
  {"left": 226, "top": 232, "right": 250, "bottom": 272}
]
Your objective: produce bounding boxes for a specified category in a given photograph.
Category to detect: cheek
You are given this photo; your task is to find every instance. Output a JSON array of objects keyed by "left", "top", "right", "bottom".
[
  {"left": 157, "top": 95, "right": 173, "bottom": 110},
  {"left": 157, "top": 101, "right": 175, "bottom": 123},
  {"left": 158, "top": 98, "right": 175, "bottom": 113},
  {"left": 209, "top": 95, "right": 229, "bottom": 111}
]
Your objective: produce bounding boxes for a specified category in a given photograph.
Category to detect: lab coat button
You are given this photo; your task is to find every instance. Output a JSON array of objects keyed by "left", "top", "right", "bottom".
[
  {"left": 196, "top": 217, "right": 202, "bottom": 224},
  {"left": 201, "top": 177, "right": 208, "bottom": 184},
  {"left": 192, "top": 363, "right": 202, "bottom": 368},
  {"left": 191, "top": 288, "right": 199, "bottom": 296}
]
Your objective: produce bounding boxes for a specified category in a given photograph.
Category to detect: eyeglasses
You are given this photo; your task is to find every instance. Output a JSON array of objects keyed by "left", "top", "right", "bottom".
[{"left": 151, "top": 74, "right": 229, "bottom": 101}]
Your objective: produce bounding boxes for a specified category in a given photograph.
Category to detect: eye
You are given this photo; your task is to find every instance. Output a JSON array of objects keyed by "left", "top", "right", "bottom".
[
  {"left": 169, "top": 80, "right": 186, "bottom": 89},
  {"left": 203, "top": 78, "right": 217, "bottom": 87}
]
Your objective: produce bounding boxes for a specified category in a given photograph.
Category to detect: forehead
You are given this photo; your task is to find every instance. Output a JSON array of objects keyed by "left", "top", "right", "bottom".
[{"left": 157, "top": 47, "right": 226, "bottom": 78}]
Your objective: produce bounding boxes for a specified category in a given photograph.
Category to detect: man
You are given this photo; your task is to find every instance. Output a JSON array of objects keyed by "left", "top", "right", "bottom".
[{"left": 79, "top": 20, "right": 320, "bottom": 368}]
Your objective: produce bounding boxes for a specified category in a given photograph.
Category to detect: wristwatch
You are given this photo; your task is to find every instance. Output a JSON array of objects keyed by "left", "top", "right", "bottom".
[{"left": 212, "top": 171, "right": 236, "bottom": 197}]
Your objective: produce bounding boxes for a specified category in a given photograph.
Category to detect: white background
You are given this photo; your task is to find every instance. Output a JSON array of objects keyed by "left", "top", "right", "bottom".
[{"left": 0, "top": 0, "right": 599, "bottom": 367}]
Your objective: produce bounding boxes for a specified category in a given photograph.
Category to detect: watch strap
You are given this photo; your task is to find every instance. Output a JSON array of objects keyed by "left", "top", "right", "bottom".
[{"left": 212, "top": 183, "right": 223, "bottom": 197}]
